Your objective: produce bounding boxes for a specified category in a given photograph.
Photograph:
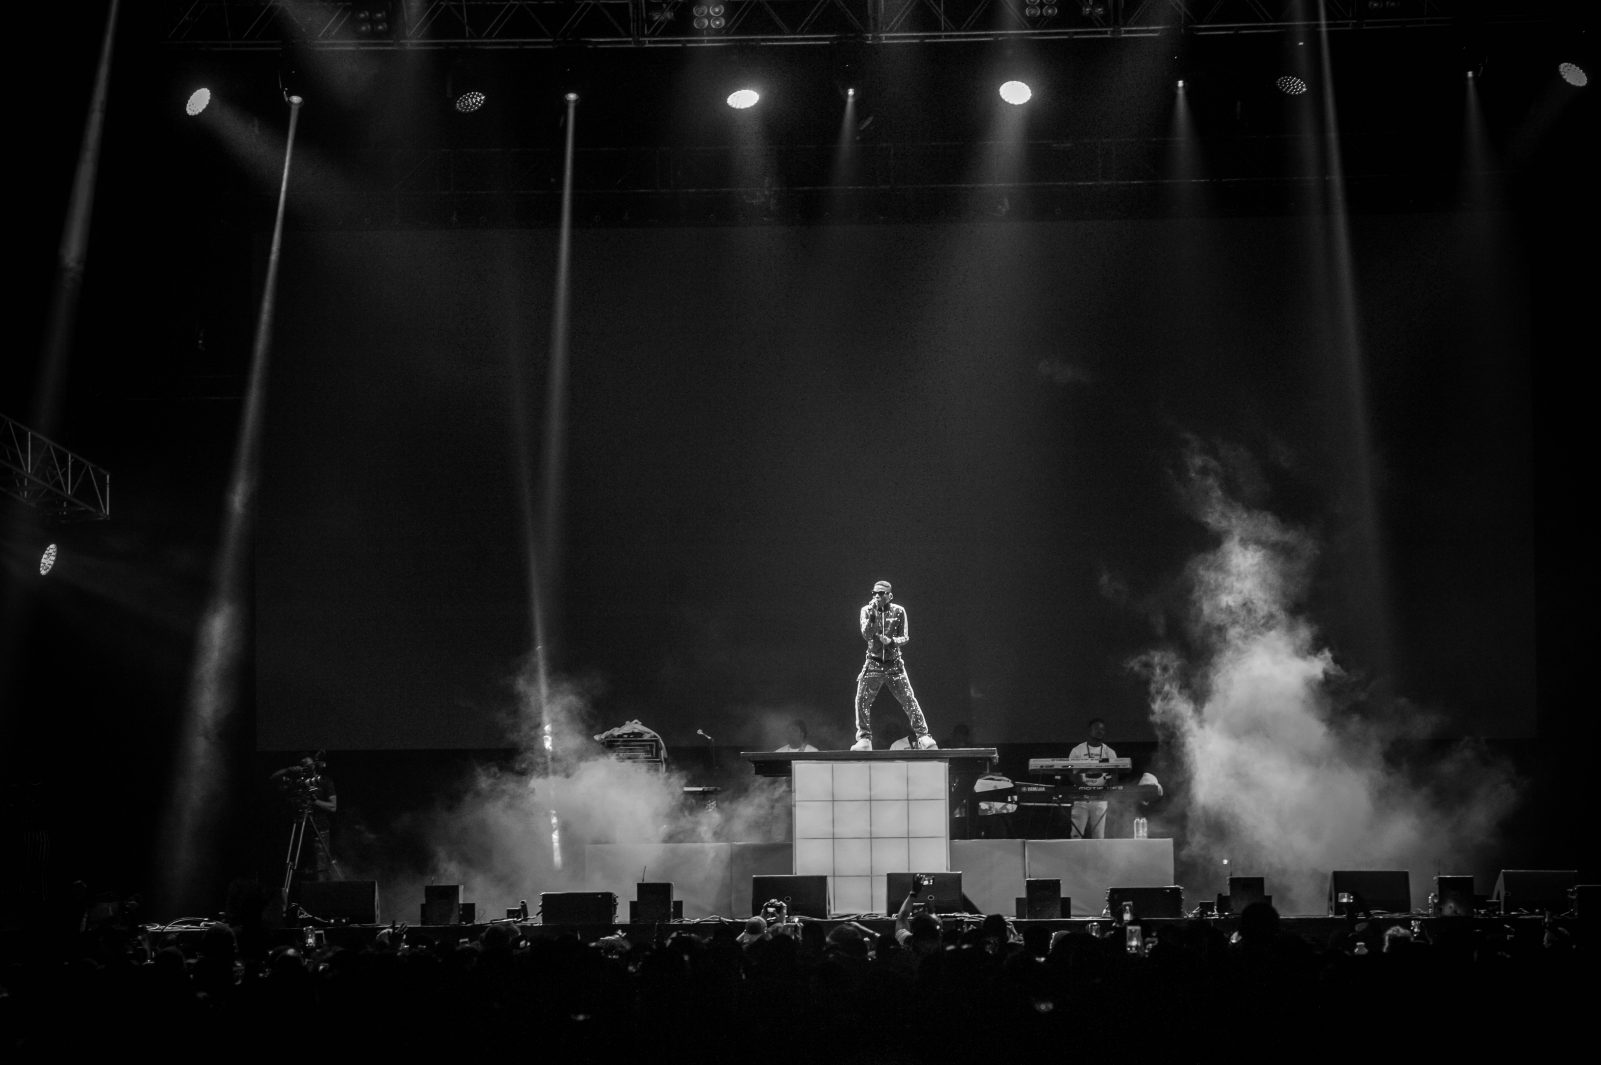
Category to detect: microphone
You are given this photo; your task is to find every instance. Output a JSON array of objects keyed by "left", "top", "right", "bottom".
[{"left": 697, "top": 729, "right": 715, "bottom": 742}]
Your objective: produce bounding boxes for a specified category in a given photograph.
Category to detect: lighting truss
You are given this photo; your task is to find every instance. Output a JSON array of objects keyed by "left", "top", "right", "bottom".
[
  {"left": 165, "top": 1, "right": 1536, "bottom": 49},
  {"left": 0, "top": 414, "right": 112, "bottom": 522},
  {"left": 279, "top": 127, "right": 1497, "bottom": 227}
]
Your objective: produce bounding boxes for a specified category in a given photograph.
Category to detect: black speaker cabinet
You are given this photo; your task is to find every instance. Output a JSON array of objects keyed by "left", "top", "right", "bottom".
[
  {"left": 422, "top": 884, "right": 460, "bottom": 925},
  {"left": 1016, "top": 896, "right": 1072, "bottom": 919},
  {"left": 1227, "top": 876, "right": 1266, "bottom": 914},
  {"left": 1024, "top": 878, "right": 1062, "bottom": 921},
  {"left": 1328, "top": 870, "right": 1411, "bottom": 915},
  {"left": 1106, "top": 886, "right": 1182, "bottom": 920},
  {"left": 886, "top": 872, "right": 966, "bottom": 915},
  {"left": 540, "top": 891, "right": 617, "bottom": 926},
  {"left": 1492, "top": 870, "right": 1578, "bottom": 914},
  {"left": 629, "top": 900, "right": 684, "bottom": 922},
  {"left": 635, "top": 882, "right": 675, "bottom": 923},
  {"left": 1433, "top": 875, "right": 1475, "bottom": 917},
  {"left": 751, "top": 875, "right": 829, "bottom": 918},
  {"left": 299, "top": 880, "right": 377, "bottom": 924}
]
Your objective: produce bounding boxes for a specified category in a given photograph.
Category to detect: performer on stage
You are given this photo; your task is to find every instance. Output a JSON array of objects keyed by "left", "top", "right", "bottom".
[
  {"left": 1066, "top": 718, "right": 1116, "bottom": 839},
  {"left": 851, "top": 580, "right": 936, "bottom": 751}
]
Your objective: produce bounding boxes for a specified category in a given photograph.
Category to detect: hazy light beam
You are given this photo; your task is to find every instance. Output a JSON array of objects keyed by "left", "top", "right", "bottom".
[
  {"left": 158, "top": 95, "right": 304, "bottom": 916},
  {"left": 29, "top": 0, "right": 121, "bottom": 441}
]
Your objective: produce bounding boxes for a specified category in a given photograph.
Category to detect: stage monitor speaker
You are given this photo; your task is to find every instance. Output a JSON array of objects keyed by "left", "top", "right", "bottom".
[
  {"left": 459, "top": 902, "right": 476, "bottom": 924},
  {"left": 540, "top": 891, "right": 617, "bottom": 926},
  {"left": 299, "top": 880, "right": 377, "bottom": 924},
  {"left": 1106, "top": 886, "right": 1183, "bottom": 920},
  {"left": 1024, "top": 878, "right": 1062, "bottom": 921},
  {"left": 422, "top": 883, "right": 460, "bottom": 925},
  {"left": 1328, "top": 871, "right": 1411, "bottom": 915},
  {"left": 886, "top": 872, "right": 966, "bottom": 915},
  {"left": 1227, "top": 876, "right": 1266, "bottom": 914},
  {"left": 1492, "top": 870, "right": 1578, "bottom": 914},
  {"left": 635, "top": 882, "right": 675, "bottom": 923},
  {"left": 1015, "top": 897, "right": 1073, "bottom": 919},
  {"left": 1433, "top": 875, "right": 1475, "bottom": 917},
  {"left": 751, "top": 875, "right": 830, "bottom": 919},
  {"left": 629, "top": 900, "right": 684, "bottom": 922}
]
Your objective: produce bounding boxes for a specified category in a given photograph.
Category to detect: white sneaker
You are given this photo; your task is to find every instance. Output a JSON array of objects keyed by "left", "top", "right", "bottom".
[
  {"left": 850, "top": 738, "right": 873, "bottom": 752},
  {"left": 916, "top": 735, "right": 939, "bottom": 750}
]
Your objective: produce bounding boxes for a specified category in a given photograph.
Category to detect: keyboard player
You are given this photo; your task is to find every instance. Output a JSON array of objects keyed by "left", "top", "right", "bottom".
[{"left": 1066, "top": 717, "right": 1117, "bottom": 838}]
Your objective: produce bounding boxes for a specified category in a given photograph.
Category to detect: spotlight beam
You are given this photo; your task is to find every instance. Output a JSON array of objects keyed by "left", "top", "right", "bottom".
[
  {"left": 537, "top": 90, "right": 582, "bottom": 870},
  {"left": 159, "top": 93, "right": 305, "bottom": 916},
  {"left": 538, "top": 92, "right": 578, "bottom": 672},
  {"left": 31, "top": 0, "right": 122, "bottom": 442}
]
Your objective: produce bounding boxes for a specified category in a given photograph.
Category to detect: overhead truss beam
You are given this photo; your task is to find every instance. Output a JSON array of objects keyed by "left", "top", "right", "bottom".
[
  {"left": 270, "top": 129, "right": 1504, "bottom": 228},
  {"left": 1, "top": 414, "right": 112, "bottom": 522},
  {"left": 165, "top": 1, "right": 1528, "bottom": 49}
]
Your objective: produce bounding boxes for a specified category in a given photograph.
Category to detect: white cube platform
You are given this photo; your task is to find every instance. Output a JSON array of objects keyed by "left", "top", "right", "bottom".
[{"left": 793, "top": 758, "right": 950, "bottom": 915}]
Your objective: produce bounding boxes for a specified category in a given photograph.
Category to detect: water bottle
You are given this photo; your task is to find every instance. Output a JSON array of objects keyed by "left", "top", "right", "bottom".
[{"left": 1134, "top": 817, "right": 1148, "bottom": 839}]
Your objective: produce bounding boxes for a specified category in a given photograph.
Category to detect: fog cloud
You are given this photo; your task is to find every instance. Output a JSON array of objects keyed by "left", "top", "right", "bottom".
[{"left": 1134, "top": 441, "right": 1519, "bottom": 913}]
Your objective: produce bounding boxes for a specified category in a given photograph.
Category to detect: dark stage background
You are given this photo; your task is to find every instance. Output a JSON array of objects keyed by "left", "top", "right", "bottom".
[{"left": 257, "top": 214, "right": 1535, "bottom": 752}]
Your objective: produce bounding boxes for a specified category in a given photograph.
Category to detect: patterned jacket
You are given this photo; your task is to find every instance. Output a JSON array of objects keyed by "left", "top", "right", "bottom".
[{"left": 859, "top": 602, "right": 910, "bottom": 663}]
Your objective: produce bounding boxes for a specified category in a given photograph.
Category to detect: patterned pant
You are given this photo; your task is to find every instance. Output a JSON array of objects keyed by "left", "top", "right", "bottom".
[
  {"left": 853, "top": 658, "right": 930, "bottom": 742},
  {"left": 1069, "top": 801, "right": 1109, "bottom": 839}
]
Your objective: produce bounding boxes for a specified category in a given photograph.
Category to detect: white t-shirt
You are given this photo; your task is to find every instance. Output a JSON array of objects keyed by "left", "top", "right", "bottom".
[{"left": 1066, "top": 740, "right": 1118, "bottom": 787}]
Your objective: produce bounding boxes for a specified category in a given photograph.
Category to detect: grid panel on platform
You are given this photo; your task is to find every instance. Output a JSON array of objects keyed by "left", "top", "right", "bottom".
[
  {"left": 793, "top": 761, "right": 832, "bottom": 801},
  {"left": 791, "top": 758, "right": 950, "bottom": 915},
  {"left": 834, "top": 876, "right": 873, "bottom": 914}
]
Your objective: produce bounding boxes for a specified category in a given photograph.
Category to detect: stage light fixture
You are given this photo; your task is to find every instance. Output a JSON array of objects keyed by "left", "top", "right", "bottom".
[
  {"left": 999, "top": 80, "right": 1033, "bottom": 105},
  {"left": 455, "top": 90, "right": 486, "bottom": 113},
  {"left": 185, "top": 88, "right": 212, "bottom": 116},
  {"left": 1558, "top": 61, "right": 1588, "bottom": 88},
  {"left": 1276, "top": 75, "right": 1309, "bottom": 96},
  {"left": 692, "top": 3, "right": 727, "bottom": 31},
  {"left": 351, "top": 2, "right": 392, "bottom": 37},
  {"left": 39, "top": 543, "right": 57, "bottom": 576},
  {"left": 278, "top": 46, "right": 306, "bottom": 104},
  {"left": 727, "top": 88, "right": 760, "bottom": 109}
]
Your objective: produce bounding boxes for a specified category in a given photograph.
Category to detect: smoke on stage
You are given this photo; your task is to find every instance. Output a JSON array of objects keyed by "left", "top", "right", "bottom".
[
  {"left": 358, "top": 662, "right": 790, "bottom": 921},
  {"left": 1131, "top": 440, "right": 1519, "bottom": 915}
]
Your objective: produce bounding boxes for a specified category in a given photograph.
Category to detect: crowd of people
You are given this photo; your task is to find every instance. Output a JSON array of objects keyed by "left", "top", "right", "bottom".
[{"left": 1, "top": 897, "right": 1586, "bottom": 1059}]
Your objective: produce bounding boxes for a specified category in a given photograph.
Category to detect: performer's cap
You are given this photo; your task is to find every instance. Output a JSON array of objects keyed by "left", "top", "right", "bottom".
[{"left": 873, "top": 580, "right": 892, "bottom": 593}]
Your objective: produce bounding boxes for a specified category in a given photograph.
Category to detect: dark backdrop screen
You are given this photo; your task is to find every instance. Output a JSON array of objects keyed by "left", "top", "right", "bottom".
[{"left": 257, "top": 215, "right": 1534, "bottom": 750}]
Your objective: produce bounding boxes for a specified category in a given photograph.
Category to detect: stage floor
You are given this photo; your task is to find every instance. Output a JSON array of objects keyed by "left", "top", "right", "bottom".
[{"left": 129, "top": 912, "right": 1575, "bottom": 956}]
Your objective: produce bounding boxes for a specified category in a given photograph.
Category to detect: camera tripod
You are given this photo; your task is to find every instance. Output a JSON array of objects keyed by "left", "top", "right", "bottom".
[{"left": 280, "top": 802, "right": 338, "bottom": 918}]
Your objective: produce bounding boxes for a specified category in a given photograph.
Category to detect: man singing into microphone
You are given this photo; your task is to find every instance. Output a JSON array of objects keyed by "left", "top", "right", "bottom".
[{"left": 851, "top": 580, "right": 937, "bottom": 751}]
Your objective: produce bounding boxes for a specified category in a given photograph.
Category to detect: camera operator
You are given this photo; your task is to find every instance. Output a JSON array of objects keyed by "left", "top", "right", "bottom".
[{"left": 270, "top": 753, "right": 338, "bottom": 880}]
